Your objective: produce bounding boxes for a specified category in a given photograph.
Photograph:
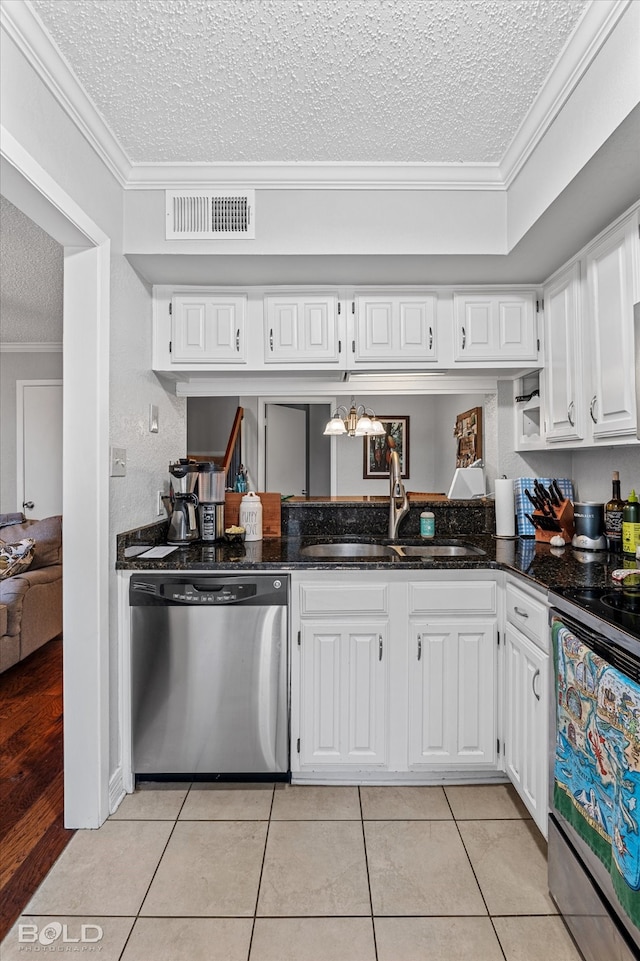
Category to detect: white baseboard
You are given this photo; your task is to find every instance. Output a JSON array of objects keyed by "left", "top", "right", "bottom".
[{"left": 108, "top": 767, "right": 126, "bottom": 814}]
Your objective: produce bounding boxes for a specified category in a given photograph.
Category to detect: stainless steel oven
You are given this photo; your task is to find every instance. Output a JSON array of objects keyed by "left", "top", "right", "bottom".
[{"left": 548, "top": 586, "right": 640, "bottom": 961}]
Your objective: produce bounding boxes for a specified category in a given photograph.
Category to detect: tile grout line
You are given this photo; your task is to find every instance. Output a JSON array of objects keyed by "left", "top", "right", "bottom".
[
  {"left": 358, "top": 787, "right": 379, "bottom": 961},
  {"left": 246, "top": 784, "right": 276, "bottom": 961},
  {"left": 115, "top": 782, "right": 194, "bottom": 961},
  {"left": 450, "top": 808, "right": 509, "bottom": 961}
]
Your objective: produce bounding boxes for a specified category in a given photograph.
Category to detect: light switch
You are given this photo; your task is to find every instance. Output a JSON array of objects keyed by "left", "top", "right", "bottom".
[
  {"left": 110, "top": 446, "right": 127, "bottom": 477},
  {"left": 149, "top": 404, "right": 159, "bottom": 433}
]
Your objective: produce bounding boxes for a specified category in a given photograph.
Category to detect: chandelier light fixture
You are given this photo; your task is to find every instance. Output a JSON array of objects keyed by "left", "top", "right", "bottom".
[{"left": 323, "top": 397, "right": 386, "bottom": 437}]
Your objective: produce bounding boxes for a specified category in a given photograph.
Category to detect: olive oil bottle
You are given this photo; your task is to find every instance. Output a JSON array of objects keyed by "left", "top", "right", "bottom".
[
  {"left": 622, "top": 489, "right": 640, "bottom": 556},
  {"left": 604, "top": 470, "right": 625, "bottom": 551}
]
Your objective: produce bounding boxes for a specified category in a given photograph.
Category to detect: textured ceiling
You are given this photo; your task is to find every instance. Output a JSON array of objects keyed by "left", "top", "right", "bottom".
[
  {"left": 0, "top": 196, "right": 63, "bottom": 343},
  {"left": 30, "top": 0, "right": 588, "bottom": 164}
]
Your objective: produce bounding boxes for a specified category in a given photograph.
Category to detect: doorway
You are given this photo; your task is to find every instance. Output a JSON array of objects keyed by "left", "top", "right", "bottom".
[
  {"left": 263, "top": 401, "right": 332, "bottom": 497},
  {"left": 17, "top": 379, "right": 63, "bottom": 518}
]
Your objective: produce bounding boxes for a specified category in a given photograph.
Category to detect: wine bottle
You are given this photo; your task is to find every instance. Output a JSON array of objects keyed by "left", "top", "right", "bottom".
[{"left": 604, "top": 470, "right": 625, "bottom": 551}]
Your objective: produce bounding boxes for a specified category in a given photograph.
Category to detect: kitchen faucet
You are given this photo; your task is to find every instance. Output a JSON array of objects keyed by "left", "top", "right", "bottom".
[{"left": 388, "top": 449, "right": 409, "bottom": 539}]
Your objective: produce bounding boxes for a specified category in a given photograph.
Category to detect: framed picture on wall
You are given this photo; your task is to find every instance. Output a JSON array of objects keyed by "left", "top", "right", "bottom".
[
  {"left": 363, "top": 417, "right": 410, "bottom": 479},
  {"left": 454, "top": 406, "right": 482, "bottom": 468}
]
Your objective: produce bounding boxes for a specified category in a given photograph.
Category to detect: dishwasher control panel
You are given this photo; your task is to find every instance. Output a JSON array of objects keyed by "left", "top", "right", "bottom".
[{"left": 130, "top": 574, "right": 288, "bottom": 606}]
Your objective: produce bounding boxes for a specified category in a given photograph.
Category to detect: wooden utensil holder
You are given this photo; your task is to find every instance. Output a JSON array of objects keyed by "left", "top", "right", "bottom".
[{"left": 533, "top": 498, "right": 575, "bottom": 543}]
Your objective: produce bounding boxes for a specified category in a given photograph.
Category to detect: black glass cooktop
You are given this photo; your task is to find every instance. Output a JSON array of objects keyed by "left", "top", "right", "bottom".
[{"left": 552, "top": 584, "right": 640, "bottom": 644}]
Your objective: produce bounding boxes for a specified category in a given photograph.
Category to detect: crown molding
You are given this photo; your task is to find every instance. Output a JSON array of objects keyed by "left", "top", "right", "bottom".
[
  {"left": 500, "top": 0, "right": 632, "bottom": 187},
  {"left": 1, "top": 0, "right": 132, "bottom": 187},
  {"left": 0, "top": 341, "right": 63, "bottom": 352},
  {"left": 2, "top": 0, "right": 630, "bottom": 193},
  {"left": 125, "top": 161, "right": 503, "bottom": 191}
]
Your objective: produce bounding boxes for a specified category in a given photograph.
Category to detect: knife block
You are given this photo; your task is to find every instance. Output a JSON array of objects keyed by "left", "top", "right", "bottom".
[{"left": 533, "top": 498, "right": 575, "bottom": 543}]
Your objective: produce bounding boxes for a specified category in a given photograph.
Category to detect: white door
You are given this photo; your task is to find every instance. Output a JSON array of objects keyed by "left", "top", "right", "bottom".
[
  {"left": 17, "top": 380, "right": 63, "bottom": 518},
  {"left": 265, "top": 403, "right": 307, "bottom": 495}
]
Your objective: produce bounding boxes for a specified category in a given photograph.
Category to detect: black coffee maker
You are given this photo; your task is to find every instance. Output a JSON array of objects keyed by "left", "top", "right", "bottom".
[{"left": 167, "top": 461, "right": 199, "bottom": 544}]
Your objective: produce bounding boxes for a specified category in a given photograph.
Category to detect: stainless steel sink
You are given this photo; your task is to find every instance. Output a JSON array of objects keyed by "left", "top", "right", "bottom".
[
  {"left": 299, "top": 541, "right": 485, "bottom": 559},
  {"left": 395, "top": 544, "right": 486, "bottom": 557},
  {"left": 300, "top": 542, "right": 398, "bottom": 558}
]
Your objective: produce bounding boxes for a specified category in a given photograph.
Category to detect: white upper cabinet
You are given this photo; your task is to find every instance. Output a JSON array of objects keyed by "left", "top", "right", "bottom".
[
  {"left": 171, "top": 293, "right": 247, "bottom": 364},
  {"left": 453, "top": 291, "right": 538, "bottom": 362},
  {"left": 585, "top": 213, "right": 639, "bottom": 440},
  {"left": 536, "top": 204, "right": 639, "bottom": 449},
  {"left": 264, "top": 293, "right": 342, "bottom": 364},
  {"left": 352, "top": 292, "right": 437, "bottom": 365},
  {"left": 542, "top": 262, "right": 584, "bottom": 443}
]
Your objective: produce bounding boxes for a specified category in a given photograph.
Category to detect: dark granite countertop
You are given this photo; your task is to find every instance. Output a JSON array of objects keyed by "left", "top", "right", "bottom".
[{"left": 117, "top": 523, "right": 626, "bottom": 597}]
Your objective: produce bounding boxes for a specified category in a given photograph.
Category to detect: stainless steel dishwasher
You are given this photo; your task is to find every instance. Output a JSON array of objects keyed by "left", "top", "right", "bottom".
[{"left": 129, "top": 573, "right": 289, "bottom": 778}]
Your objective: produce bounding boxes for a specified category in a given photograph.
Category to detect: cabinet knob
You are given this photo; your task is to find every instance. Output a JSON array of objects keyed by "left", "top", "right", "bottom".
[
  {"left": 417, "top": 634, "right": 422, "bottom": 660},
  {"left": 513, "top": 606, "right": 529, "bottom": 619},
  {"left": 428, "top": 326, "right": 433, "bottom": 350},
  {"left": 236, "top": 329, "right": 241, "bottom": 352},
  {"left": 23, "top": 500, "right": 34, "bottom": 510},
  {"left": 567, "top": 401, "right": 575, "bottom": 427},
  {"left": 378, "top": 635, "right": 383, "bottom": 661},
  {"left": 461, "top": 326, "right": 466, "bottom": 350},
  {"left": 589, "top": 395, "right": 598, "bottom": 424},
  {"left": 269, "top": 328, "right": 274, "bottom": 351}
]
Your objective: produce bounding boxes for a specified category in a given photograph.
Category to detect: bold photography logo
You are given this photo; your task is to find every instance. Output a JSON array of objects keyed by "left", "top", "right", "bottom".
[{"left": 18, "top": 921, "right": 103, "bottom": 945}]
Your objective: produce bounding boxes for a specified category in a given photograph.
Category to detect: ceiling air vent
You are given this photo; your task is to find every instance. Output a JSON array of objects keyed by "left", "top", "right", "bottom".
[{"left": 165, "top": 190, "right": 255, "bottom": 239}]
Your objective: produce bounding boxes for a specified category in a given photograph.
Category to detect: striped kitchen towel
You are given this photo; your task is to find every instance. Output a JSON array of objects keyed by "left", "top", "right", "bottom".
[{"left": 513, "top": 477, "right": 574, "bottom": 537}]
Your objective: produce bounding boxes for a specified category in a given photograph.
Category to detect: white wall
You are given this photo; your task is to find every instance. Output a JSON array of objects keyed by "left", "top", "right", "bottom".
[
  {"left": 108, "top": 254, "right": 186, "bottom": 774},
  {"left": 570, "top": 448, "right": 640, "bottom": 502},
  {"left": 332, "top": 394, "right": 435, "bottom": 496},
  {"left": 0, "top": 351, "right": 63, "bottom": 512}
]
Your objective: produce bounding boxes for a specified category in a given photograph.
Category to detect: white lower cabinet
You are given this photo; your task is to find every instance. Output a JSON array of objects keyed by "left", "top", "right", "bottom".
[
  {"left": 292, "top": 572, "right": 498, "bottom": 779},
  {"left": 503, "top": 625, "right": 548, "bottom": 835},
  {"left": 408, "top": 619, "right": 496, "bottom": 769},
  {"left": 299, "top": 619, "right": 388, "bottom": 767},
  {"left": 502, "top": 576, "right": 550, "bottom": 836}
]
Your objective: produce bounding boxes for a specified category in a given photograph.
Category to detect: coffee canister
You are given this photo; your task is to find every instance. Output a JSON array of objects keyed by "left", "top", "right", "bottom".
[{"left": 239, "top": 492, "right": 263, "bottom": 541}]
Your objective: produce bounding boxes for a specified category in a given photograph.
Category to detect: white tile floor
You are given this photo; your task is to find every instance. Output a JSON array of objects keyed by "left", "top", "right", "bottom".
[{"left": 1, "top": 783, "right": 584, "bottom": 961}]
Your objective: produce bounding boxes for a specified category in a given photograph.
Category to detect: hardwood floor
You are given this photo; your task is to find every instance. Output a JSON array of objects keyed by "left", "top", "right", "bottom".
[{"left": 0, "top": 637, "right": 74, "bottom": 940}]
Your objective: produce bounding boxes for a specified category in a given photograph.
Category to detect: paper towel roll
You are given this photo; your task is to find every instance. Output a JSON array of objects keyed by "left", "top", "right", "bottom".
[{"left": 495, "top": 478, "right": 516, "bottom": 537}]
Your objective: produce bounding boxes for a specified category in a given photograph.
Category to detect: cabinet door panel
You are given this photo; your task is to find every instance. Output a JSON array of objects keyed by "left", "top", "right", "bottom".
[
  {"left": 458, "top": 628, "right": 494, "bottom": 759},
  {"left": 299, "top": 619, "right": 388, "bottom": 768},
  {"left": 543, "top": 263, "right": 583, "bottom": 442},
  {"left": 171, "top": 295, "right": 246, "bottom": 363},
  {"left": 504, "top": 625, "right": 548, "bottom": 835},
  {"left": 346, "top": 626, "right": 388, "bottom": 764},
  {"left": 587, "top": 217, "right": 638, "bottom": 438},
  {"left": 300, "top": 626, "right": 342, "bottom": 765},
  {"left": 454, "top": 292, "right": 537, "bottom": 362},
  {"left": 409, "top": 619, "right": 496, "bottom": 768},
  {"left": 410, "top": 627, "right": 452, "bottom": 760},
  {"left": 265, "top": 295, "right": 339, "bottom": 363},
  {"left": 354, "top": 294, "right": 436, "bottom": 363},
  {"left": 499, "top": 301, "right": 535, "bottom": 355},
  {"left": 463, "top": 302, "right": 492, "bottom": 355}
]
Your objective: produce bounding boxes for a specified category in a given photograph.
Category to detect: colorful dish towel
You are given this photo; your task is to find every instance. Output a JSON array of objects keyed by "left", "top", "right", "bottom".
[
  {"left": 553, "top": 619, "right": 640, "bottom": 926},
  {"left": 513, "top": 477, "right": 574, "bottom": 537}
]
